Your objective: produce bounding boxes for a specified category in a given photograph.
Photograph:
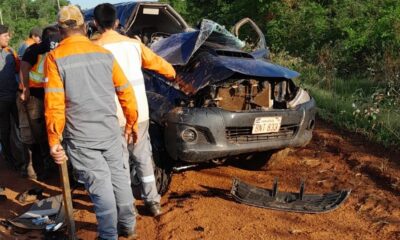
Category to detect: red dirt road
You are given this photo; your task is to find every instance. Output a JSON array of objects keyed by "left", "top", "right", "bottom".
[{"left": 1, "top": 120, "right": 399, "bottom": 240}]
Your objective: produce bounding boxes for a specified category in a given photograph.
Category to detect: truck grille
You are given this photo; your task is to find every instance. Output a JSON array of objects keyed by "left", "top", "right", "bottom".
[{"left": 225, "top": 124, "right": 298, "bottom": 144}]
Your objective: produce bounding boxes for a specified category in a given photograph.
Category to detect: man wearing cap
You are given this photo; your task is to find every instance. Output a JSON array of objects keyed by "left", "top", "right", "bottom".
[
  {"left": 0, "top": 24, "right": 20, "bottom": 166},
  {"left": 44, "top": 5, "right": 138, "bottom": 239},
  {"left": 17, "top": 25, "right": 61, "bottom": 180},
  {"left": 18, "top": 27, "right": 42, "bottom": 59},
  {"left": 92, "top": 3, "right": 176, "bottom": 217}
]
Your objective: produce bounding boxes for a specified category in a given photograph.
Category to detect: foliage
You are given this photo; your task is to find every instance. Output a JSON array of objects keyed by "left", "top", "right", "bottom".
[
  {"left": 162, "top": 0, "right": 400, "bottom": 146},
  {"left": 0, "top": 0, "right": 69, "bottom": 49},
  {"left": 271, "top": 50, "right": 400, "bottom": 147},
  {"left": 163, "top": 0, "right": 400, "bottom": 87}
]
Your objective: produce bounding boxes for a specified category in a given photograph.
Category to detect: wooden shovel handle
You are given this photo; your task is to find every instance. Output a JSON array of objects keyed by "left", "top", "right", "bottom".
[{"left": 59, "top": 160, "right": 77, "bottom": 240}]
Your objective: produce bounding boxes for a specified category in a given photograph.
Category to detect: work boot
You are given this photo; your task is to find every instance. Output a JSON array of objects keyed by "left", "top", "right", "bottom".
[
  {"left": 145, "top": 201, "right": 162, "bottom": 216},
  {"left": 118, "top": 226, "right": 138, "bottom": 240}
]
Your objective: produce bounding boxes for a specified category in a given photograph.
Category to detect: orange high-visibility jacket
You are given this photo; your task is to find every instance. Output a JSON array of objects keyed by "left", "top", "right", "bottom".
[
  {"left": 21, "top": 53, "right": 48, "bottom": 89},
  {"left": 94, "top": 30, "right": 175, "bottom": 125},
  {"left": 29, "top": 54, "right": 47, "bottom": 88},
  {"left": 44, "top": 35, "right": 138, "bottom": 147}
]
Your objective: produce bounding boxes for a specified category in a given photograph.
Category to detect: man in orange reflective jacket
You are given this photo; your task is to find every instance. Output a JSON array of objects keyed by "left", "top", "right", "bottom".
[{"left": 44, "top": 5, "right": 138, "bottom": 239}]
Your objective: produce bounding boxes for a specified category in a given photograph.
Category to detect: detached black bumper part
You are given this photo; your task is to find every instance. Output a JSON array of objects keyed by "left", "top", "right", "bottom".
[{"left": 231, "top": 178, "right": 350, "bottom": 214}]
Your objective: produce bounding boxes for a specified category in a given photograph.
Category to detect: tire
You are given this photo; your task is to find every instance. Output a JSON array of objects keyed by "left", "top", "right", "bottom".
[
  {"left": 149, "top": 122, "right": 172, "bottom": 195},
  {"left": 130, "top": 122, "right": 172, "bottom": 197},
  {"left": 152, "top": 143, "right": 172, "bottom": 196}
]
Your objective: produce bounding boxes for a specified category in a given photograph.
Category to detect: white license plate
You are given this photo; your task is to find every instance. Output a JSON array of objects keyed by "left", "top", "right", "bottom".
[{"left": 252, "top": 116, "right": 282, "bottom": 134}]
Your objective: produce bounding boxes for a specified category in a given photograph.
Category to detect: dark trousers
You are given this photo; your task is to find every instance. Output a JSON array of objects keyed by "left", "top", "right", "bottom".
[
  {"left": 0, "top": 101, "right": 18, "bottom": 163},
  {"left": 27, "top": 143, "right": 47, "bottom": 177},
  {"left": 16, "top": 95, "right": 52, "bottom": 177}
]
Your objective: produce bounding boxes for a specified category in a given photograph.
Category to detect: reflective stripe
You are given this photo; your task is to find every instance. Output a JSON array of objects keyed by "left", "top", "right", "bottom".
[
  {"left": 45, "top": 88, "right": 64, "bottom": 93},
  {"left": 115, "top": 82, "right": 130, "bottom": 92},
  {"left": 29, "top": 71, "right": 44, "bottom": 83},
  {"left": 36, "top": 54, "right": 46, "bottom": 73},
  {"left": 29, "top": 54, "right": 47, "bottom": 85},
  {"left": 117, "top": 202, "right": 133, "bottom": 208},
  {"left": 141, "top": 175, "right": 155, "bottom": 183},
  {"left": 60, "top": 58, "right": 111, "bottom": 71}
]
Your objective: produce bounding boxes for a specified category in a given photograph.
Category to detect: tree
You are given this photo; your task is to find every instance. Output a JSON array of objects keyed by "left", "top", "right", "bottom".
[{"left": 0, "top": 0, "right": 69, "bottom": 48}]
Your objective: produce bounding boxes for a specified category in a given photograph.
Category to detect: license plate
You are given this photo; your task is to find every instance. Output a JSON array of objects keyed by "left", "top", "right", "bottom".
[{"left": 252, "top": 116, "right": 282, "bottom": 134}]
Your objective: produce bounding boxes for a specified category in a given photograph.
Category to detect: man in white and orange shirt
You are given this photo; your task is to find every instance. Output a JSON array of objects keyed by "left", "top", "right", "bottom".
[
  {"left": 44, "top": 5, "right": 138, "bottom": 239},
  {"left": 92, "top": 3, "right": 176, "bottom": 217}
]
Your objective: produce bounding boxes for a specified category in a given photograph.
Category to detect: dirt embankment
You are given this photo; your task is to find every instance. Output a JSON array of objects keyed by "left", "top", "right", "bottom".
[{"left": 1, "top": 120, "right": 399, "bottom": 240}]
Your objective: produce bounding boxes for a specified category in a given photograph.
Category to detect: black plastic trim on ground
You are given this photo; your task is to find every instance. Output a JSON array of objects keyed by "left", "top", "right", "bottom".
[{"left": 230, "top": 178, "right": 351, "bottom": 214}]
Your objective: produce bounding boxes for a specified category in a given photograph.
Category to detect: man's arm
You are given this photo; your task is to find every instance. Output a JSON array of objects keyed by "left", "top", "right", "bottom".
[
  {"left": 11, "top": 48, "right": 20, "bottom": 72},
  {"left": 140, "top": 43, "right": 176, "bottom": 80},
  {"left": 19, "top": 61, "right": 32, "bottom": 102},
  {"left": 112, "top": 59, "right": 138, "bottom": 143},
  {"left": 44, "top": 53, "right": 66, "bottom": 148}
]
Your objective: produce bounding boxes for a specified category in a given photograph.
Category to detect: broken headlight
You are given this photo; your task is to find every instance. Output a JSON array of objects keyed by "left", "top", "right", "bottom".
[{"left": 287, "top": 88, "right": 311, "bottom": 108}]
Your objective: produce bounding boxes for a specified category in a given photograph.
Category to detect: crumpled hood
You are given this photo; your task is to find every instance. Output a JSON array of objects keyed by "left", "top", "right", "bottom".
[{"left": 150, "top": 19, "right": 299, "bottom": 94}]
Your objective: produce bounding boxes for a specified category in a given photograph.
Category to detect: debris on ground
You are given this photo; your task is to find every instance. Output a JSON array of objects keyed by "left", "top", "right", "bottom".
[
  {"left": 231, "top": 178, "right": 350, "bottom": 213},
  {"left": 9, "top": 195, "right": 64, "bottom": 231},
  {"left": 17, "top": 187, "right": 43, "bottom": 204}
]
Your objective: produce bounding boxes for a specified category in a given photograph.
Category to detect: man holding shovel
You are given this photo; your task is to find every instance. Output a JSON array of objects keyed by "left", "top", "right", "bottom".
[{"left": 44, "top": 5, "right": 139, "bottom": 239}]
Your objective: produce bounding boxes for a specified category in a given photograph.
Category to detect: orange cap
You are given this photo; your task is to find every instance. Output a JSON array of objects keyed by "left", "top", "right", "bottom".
[{"left": 58, "top": 5, "right": 84, "bottom": 29}]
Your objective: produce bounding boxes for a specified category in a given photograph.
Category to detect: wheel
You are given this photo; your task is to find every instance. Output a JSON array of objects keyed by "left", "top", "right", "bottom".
[
  {"left": 150, "top": 122, "right": 172, "bottom": 195},
  {"left": 129, "top": 122, "right": 172, "bottom": 197},
  {"left": 152, "top": 143, "right": 172, "bottom": 195}
]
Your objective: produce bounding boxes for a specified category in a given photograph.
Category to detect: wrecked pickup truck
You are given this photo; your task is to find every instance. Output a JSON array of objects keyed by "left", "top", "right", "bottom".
[{"left": 84, "top": 1, "right": 316, "bottom": 195}]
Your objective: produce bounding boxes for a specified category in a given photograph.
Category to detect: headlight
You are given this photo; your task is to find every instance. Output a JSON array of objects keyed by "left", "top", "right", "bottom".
[
  {"left": 181, "top": 128, "right": 198, "bottom": 143},
  {"left": 288, "top": 89, "right": 311, "bottom": 108}
]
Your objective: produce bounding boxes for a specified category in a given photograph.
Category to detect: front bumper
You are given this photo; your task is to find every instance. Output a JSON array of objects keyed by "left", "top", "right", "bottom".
[{"left": 164, "top": 98, "right": 316, "bottom": 163}]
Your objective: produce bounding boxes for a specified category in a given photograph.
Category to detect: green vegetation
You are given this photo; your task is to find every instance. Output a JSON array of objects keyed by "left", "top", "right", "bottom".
[
  {"left": 0, "top": 0, "right": 69, "bottom": 48},
  {"left": 162, "top": 0, "right": 400, "bottom": 147}
]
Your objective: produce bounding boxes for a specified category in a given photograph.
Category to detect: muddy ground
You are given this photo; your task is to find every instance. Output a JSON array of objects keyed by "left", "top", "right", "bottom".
[{"left": 0, "top": 120, "right": 399, "bottom": 240}]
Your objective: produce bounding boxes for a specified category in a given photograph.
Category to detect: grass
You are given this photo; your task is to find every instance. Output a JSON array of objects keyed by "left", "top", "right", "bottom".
[
  {"left": 271, "top": 50, "right": 400, "bottom": 148},
  {"left": 302, "top": 78, "right": 400, "bottom": 148}
]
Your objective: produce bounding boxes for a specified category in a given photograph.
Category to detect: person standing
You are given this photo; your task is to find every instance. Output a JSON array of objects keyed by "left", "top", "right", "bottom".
[
  {"left": 92, "top": 3, "right": 176, "bottom": 217},
  {"left": 18, "top": 27, "right": 42, "bottom": 59},
  {"left": 17, "top": 25, "right": 61, "bottom": 180},
  {"left": 0, "top": 24, "right": 20, "bottom": 166},
  {"left": 44, "top": 5, "right": 138, "bottom": 239}
]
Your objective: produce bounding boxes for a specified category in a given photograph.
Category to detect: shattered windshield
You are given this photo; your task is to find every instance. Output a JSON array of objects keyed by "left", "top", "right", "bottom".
[
  {"left": 198, "top": 19, "right": 245, "bottom": 49},
  {"left": 151, "top": 19, "right": 245, "bottom": 65}
]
